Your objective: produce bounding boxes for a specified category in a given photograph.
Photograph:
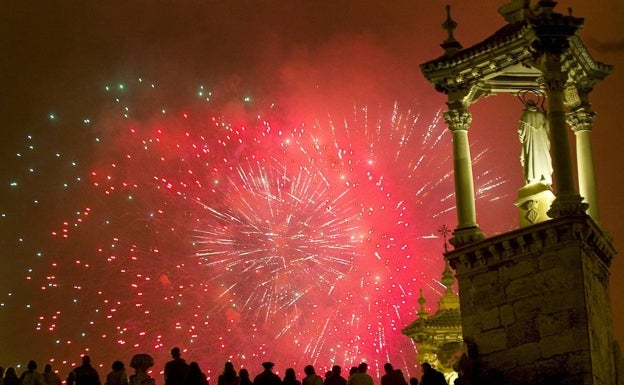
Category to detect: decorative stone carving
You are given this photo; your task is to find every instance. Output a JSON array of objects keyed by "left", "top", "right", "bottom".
[
  {"left": 567, "top": 107, "right": 596, "bottom": 132},
  {"left": 450, "top": 227, "right": 485, "bottom": 248},
  {"left": 443, "top": 108, "right": 472, "bottom": 132},
  {"left": 547, "top": 193, "right": 588, "bottom": 218}
]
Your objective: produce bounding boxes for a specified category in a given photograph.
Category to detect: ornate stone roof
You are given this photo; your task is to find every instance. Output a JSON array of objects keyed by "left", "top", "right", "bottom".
[
  {"left": 402, "top": 260, "right": 462, "bottom": 344},
  {"left": 420, "top": 1, "right": 612, "bottom": 104},
  {"left": 402, "top": 307, "right": 462, "bottom": 336}
]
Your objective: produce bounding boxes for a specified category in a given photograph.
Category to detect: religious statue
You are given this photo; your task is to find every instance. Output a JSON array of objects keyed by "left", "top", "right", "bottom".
[{"left": 518, "top": 98, "right": 553, "bottom": 186}]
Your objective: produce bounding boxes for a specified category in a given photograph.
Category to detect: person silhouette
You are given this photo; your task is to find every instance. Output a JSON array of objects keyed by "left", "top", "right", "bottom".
[
  {"left": 43, "top": 365, "right": 62, "bottom": 385},
  {"left": 129, "top": 354, "right": 155, "bottom": 385},
  {"left": 239, "top": 369, "right": 252, "bottom": 385},
  {"left": 345, "top": 364, "right": 373, "bottom": 385},
  {"left": 302, "top": 366, "right": 322, "bottom": 385},
  {"left": 67, "top": 356, "right": 100, "bottom": 385},
  {"left": 323, "top": 366, "right": 346, "bottom": 385},
  {"left": 218, "top": 362, "right": 239, "bottom": 385},
  {"left": 185, "top": 362, "right": 208, "bottom": 385},
  {"left": 380, "top": 363, "right": 407, "bottom": 385},
  {"left": 282, "top": 369, "right": 300, "bottom": 385},
  {"left": 419, "top": 364, "right": 445, "bottom": 385},
  {"left": 20, "top": 361, "right": 45, "bottom": 385},
  {"left": 104, "top": 361, "right": 128, "bottom": 385},
  {"left": 3, "top": 367, "right": 20, "bottom": 385},
  {"left": 164, "top": 347, "right": 190, "bottom": 385},
  {"left": 253, "top": 362, "right": 281, "bottom": 385}
]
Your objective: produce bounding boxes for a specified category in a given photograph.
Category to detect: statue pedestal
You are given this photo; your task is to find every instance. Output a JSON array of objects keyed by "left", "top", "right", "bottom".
[
  {"left": 514, "top": 182, "right": 555, "bottom": 227},
  {"left": 446, "top": 216, "right": 617, "bottom": 385}
]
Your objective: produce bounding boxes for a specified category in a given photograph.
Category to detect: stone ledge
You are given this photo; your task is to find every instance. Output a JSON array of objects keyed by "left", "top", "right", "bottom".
[{"left": 447, "top": 215, "right": 614, "bottom": 276}]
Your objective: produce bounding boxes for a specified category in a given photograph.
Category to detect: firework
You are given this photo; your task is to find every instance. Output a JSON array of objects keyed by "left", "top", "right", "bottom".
[{"left": 0, "top": 78, "right": 511, "bottom": 379}]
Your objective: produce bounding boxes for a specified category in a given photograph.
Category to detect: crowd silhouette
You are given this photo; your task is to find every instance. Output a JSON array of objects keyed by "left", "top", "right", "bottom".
[{"left": 0, "top": 347, "right": 450, "bottom": 385}]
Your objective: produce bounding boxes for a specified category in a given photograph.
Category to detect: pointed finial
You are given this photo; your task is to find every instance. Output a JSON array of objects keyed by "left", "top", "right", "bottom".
[
  {"left": 438, "top": 258, "right": 460, "bottom": 310},
  {"left": 417, "top": 288, "right": 429, "bottom": 319},
  {"left": 441, "top": 5, "right": 463, "bottom": 56},
  {"left": 441, "top": 258, "right": 455, "bottom": 291}
]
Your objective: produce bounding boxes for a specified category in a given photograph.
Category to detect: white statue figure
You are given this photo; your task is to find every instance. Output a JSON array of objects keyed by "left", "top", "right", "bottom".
[{"left": 518, "top": 99, "right": 553, "bottom": 186}]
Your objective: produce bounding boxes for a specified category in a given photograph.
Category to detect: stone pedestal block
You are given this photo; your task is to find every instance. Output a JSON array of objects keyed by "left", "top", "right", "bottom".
[
  {"left": 447, "top": 216, "right": 617, "bottom": 384},
  {"left": 514, "top": 182, "right": 555, "bottom": 227}
]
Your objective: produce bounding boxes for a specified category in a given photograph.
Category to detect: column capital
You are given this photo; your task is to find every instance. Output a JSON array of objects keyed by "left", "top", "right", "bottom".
[
  {"left": 567, "top": 107, "right": 597, "bottom": 133},
  {"left": 538, "top": 71, "right": 565, "bottom": 95},
  {"left": 443, "top": 108, "right": 472, "bottom": 132}
]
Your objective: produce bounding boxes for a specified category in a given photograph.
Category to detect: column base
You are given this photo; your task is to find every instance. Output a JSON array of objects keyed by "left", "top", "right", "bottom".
[
  {"left": 450, "top": 226, "right": 485, "bottom": 248},
  {"left": 547, "top": 192, "right": 589, "bottom": 218}
]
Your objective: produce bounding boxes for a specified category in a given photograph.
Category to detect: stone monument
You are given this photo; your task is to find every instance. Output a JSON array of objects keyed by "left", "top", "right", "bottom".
[{"left": 414, "top": 1, "right": 620, "bottom": 383}]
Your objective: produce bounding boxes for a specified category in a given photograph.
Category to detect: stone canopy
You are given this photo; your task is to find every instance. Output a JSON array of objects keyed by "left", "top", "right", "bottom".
[
  {"left": 420, "top": 1, "right": 612, "bottom": 107},
  {"left": 417, "top": 1, "right": 613, "bottom": 247}
]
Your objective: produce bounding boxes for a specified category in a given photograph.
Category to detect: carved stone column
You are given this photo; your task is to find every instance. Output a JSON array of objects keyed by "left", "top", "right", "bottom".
[
  {"left": 568, "top": 103, "right": 600, "bottom": 222},
  {"left": 539, "top": 53, "right": 588, "bottom": 217},
  {"left": 443, "top": 106, "right": 484, "bottom": 247}
]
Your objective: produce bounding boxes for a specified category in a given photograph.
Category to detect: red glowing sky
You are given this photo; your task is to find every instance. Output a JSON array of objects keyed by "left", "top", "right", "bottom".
[{"left": 1, "top": 0, "right": 623, "bottom": 379}]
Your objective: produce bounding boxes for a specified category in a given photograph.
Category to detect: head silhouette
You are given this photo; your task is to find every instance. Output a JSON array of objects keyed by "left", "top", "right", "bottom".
[
  {"left": 284, "top": 368, "right": 296, "bottom": 380},
  {"left": 112, "top": 361, "right": 125, "bottom": 371}
]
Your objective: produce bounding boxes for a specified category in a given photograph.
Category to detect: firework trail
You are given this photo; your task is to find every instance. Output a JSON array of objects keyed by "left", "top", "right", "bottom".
[{"left": 1, "top": 78, "right": 511, "bottom": 379}]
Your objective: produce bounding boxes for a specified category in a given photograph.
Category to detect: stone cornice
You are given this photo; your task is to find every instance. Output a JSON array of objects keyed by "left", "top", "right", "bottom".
[
  {"left": 563, "top": 35, "right": 613, "bottom": 89},
  {"left": 421, "top": 22, "right": 530, "bottom": 75},
  {"left": 446, "top": 215, "right": 615, "bottom": 276},
  {"left": 421, "top": 22, "right": 535, "bottom": 94},
  {"left": 420, "top": 11, "right": 610, "bottom": 99}
]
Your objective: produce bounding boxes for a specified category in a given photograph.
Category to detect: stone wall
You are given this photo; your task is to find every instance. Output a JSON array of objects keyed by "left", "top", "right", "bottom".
[{"left": 447, "top": 215, "right": 617, "bottom": 384}]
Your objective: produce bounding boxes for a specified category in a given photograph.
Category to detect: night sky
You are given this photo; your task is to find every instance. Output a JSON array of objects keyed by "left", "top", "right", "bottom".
[{"left": 1, "top": 0, "right": 623, "bottom": 381}]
